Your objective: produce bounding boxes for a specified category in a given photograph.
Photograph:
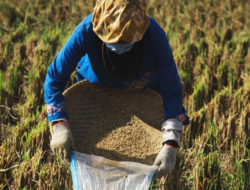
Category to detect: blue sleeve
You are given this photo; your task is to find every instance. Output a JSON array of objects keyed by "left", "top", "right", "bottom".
[
  {"left": 155, "top": 37, "right": 190, "bottom": 125},
  {"left": 44, "top": 26, "right": 86, "bottom": 121}
]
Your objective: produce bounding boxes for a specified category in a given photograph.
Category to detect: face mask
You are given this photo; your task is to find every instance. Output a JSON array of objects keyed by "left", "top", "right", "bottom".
[{"left": 105, "top": 42, "right": 134, "bottom": 54}]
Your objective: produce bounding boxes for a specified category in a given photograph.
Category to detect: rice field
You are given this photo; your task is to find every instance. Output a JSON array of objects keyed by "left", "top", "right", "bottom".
[{"left": 0, "top": 0, "right": 250, "bottom": 189}]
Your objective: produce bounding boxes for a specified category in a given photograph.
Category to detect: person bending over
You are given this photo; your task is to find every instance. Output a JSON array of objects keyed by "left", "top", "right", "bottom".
[{"left": 44, "top": 0, "right": 190, "bottom": 179}]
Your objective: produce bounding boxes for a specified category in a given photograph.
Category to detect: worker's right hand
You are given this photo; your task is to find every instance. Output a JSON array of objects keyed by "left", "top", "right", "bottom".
[{"left": 50, "top": 121, "right": 75, "bottom": 161}]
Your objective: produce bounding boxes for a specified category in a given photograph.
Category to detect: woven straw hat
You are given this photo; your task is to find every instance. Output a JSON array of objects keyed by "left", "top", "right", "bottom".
[
  {"left": 63, "top": 80, "right": 163, "bottom": 165},
  {"left": 92, "top": 0, "right": 150, "bottom": 43}
]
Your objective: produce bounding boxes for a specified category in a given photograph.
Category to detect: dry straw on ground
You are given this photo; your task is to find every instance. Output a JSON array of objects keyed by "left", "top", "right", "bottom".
[{"left": 1, "top": 0, "right": 250, "bottom": 189}]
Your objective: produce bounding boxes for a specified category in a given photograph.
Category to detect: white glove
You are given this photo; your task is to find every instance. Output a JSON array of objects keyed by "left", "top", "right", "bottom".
[
  {"left": 153, "top": 145, "right": 177, "bottom": 179},
  {"left": 50, "top": 121, "right": 75, "bottom": 161},
  {"left": 153, "top": 118, "right": 183, "bottom": 179}
]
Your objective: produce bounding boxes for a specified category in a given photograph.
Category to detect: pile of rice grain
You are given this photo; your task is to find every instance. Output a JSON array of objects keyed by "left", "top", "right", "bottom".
[
  {"left": 95, "top": 115, "right": 162, "bottom": 165},
  {"left": 65, "top": 82, "right": 163, "bottom": 165}
]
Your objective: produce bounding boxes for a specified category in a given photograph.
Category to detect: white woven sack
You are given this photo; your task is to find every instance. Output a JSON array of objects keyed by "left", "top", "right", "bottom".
[{"left": 70, "top": 151, "right": 157, "bottom": 190}]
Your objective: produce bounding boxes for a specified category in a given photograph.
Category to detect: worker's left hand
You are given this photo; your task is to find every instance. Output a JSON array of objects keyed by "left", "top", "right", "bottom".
[
  {"left": 153, "top": 118, "right": 183, "bottom": 178},
  {"left": 153, "top": 144, "right": 177, "bottom": 179}
]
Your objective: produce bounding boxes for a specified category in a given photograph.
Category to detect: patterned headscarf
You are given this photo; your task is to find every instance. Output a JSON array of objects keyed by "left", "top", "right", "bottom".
[{"left": 92, "top": 0, "right": 150, "bottom": 43}]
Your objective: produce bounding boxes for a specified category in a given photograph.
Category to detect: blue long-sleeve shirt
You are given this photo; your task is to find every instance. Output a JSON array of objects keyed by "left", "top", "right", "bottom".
[{"left": 44, "top": 13, "right": 189, "bottom": 125}]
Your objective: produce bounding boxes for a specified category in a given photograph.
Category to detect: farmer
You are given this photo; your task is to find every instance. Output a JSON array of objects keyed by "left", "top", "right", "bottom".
[{"left": 44, "top": 0, "right": 189, "bottom": 179}]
